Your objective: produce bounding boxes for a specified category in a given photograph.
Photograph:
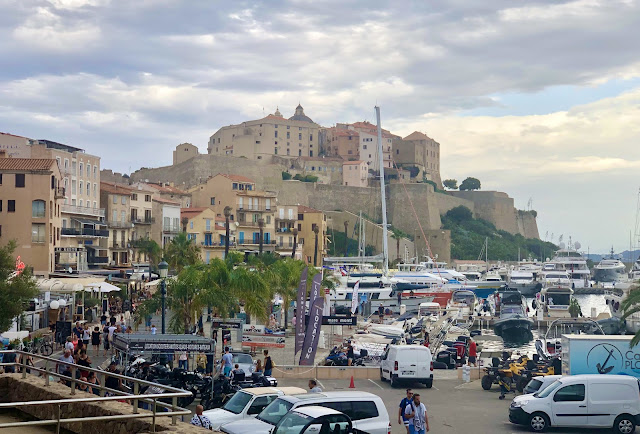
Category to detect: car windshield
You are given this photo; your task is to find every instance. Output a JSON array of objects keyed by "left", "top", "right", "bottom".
[
  {"left": 233, "top": 354, "right": 253, "bottom": 364},
  {"left": 536, "top": 380, "right": 562, "bottom": 398},
  {"left": 222, "top": 390, "right": 253, "bottom": 414},
  {"left": 273, "top": 412, "right": 312, "bottom": 434},
  {"left": 257, "top": 398, "right": 294, "bottom": 425},
  {"left": 526, "top": 379, "right": 543, "bottom": 392}
]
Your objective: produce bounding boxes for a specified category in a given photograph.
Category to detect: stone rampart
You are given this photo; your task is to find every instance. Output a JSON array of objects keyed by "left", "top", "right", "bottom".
[{"left": 449, "top": 191, "right": 527, "bottom": 236}]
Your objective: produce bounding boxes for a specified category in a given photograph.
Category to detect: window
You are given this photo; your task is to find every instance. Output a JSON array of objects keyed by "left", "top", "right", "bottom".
[
  {"left": 363, "top": 145, "right": 367, "bottom": 150},
  {"left": 553, "top": 384, "right": 585, "bottom": 402},
  {"left": 8, "top": 200, "right": 15, "bottom": 212},
  {"left": 287, "top": 125, "right": 290, "bottom": 129},
  {"left": 93, "top": 166, "right": 97, "bottom": 178},
  {"left": 64, "top": 159, "right": 69, "bottom": 169},
  {"left": 79, "top": 163, "right": 83, "bottom": 175},
  {"left": 298, "top": 133, "right": 302, "bottom": 140},
  {"left": 274, "top": 147, "right": 278, "bottom": 155},
  {"left": 113, "top": 195, "right": 117, "bottom": 204},
  {"left": 112, "top": 210, "right": 117, "bottom": 221},
  {"left": 206, "top": 219, "right": 211, "bottom": 231},
  {"left": 310, "top": 134, "right": 313, "bottom": 141},
  {"left": 132, "top": 193, "right": 138, "bottom": 201},
  {"left": 79, "top": 181, "right": 83, "bottom": 195},
  {"left": 93, "top": 201, "right": 97, "bottom": 208},
  {"left": 72, "top": 161, "right": 76, "bottom": 174},
  {"left": 15, "top": 174, "right": 25, "bottom": 188},
  {"left": 299, "top": 150, "right": 302, "bottom": 156},
  {"left": 0, "top": 200, "right": 2, "bottom": 211},
  {"left": 31, "top": 224, "right": 45, "bottom": 243},
  {"left": 86, "top": 182, "right": 90, "bottom": 196},
  {"left": 121, "top": 211, "right": 126, "bottom": 223},
  {"left": 275, "top": 131, "right": 278, "bottom": 138},
  {"left": 80, "top": 199, "right": 84, "bottom": 207},
  {"left": 121, "top": 196, "right": 126, "bottom": 205},
  {"left": 87, "top": 164, "right": 91, "bottom": 177},
  {"left": 190, "top": 221, "right": 193, "bottom": 229},
  {"left": 266, "top": 215, "right": 271, "bottom": 224},
  {"left": 93, "top": 184, "right": 97, "bottom": 197},
  {"left": 286, "top": 132, "right": 290, "bottom": 139},
  {"left": 232, "top": 183, "right": 238, "bottom": 190},
  {"left": 145, "top": 194, "right": 151, "bottom": 202},
  {"left": 210, "top": 197, "right": 216, "bottom": 205}
]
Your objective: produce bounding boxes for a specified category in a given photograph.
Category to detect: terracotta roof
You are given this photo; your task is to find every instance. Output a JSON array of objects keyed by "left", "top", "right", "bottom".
[
  {"left": 153, "top": 197, "right": 180, "bottom": 206},
  {"left": 180, "top": 207, "right": 207, "bottom": 219},
  {"left": 147, "top": 183, "right": 189, "bottom": 195},
  {"left": 332, "top": 129, "right": 359, "bottom": 138},
  {"left": 298, "top": 205, "right": 322, "bottom": 214},
  {"left": 404, "top": 131, "right": 433, "bottom": 141},
  {"left": 0, "top": 158, "right": 56, "bottom": 172},
  {"left": 100, "top": 181, "right": 133, "bottom": 195},
  {"left": 342, "top": 160, "right": 365, "bottom": 165},
  {"left": 262, "top": 114, "right": 287, "bottom": 121},
  {"left": 217, "top": 173, "right": 255, "bottom": 183},
  {"left": 215, "top": 224, "right": 226, "bottom": 230}
]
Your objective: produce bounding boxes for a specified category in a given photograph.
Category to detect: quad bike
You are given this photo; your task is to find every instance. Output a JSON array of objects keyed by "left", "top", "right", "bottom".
[
  {"left": 515, "top": 356, "right": 562, "bottom": 392},
  {"left": 481, "top": 353, "right": 528, "bottom": 391}
]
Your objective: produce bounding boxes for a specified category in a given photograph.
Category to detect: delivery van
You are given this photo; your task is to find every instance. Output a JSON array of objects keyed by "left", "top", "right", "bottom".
[
  {"left": 509, "top": 374, "right": 640, "bottom": 433},
  {"left": 380, "top": 345, "right": 433, "bottom": 388}
]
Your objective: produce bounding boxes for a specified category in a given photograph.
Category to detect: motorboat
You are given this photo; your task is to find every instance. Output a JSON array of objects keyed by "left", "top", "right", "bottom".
[
  {"left": 418, "top": 302, "right": 441, "bottom": 322},
  {"left": 605, "top": 283, "right": 640, "bottom": 333},
  {"left": 535, "top": 286, "right": 574, "bottom": 319},
  {"left": 540, "top": 270, "right": 571, "bottom": 288},
  {"left": 630, "top": 256, "right": 640, "bottom": 280},
  {"left": 545, "top": 248, "right": 591, "bottom": 289},
  {"left": 446, "top": 289, "right": 477, "bottom": 319},
  {"left": 536, "top": 318, "right": 604, "bottom": 356},
  {"left": 507, "top": 269, "right": 540, "bottom": 296},
  {"left": 593, "top": 249, "right": 627, "bottom": 286},
  {"left": 492, "top": 288, "right": 533, "bottom": 342}
]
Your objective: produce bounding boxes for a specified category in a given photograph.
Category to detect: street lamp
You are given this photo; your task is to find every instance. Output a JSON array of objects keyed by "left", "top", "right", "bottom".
[
  {"left": 291, "top": 227, "right": 298, "bottom": 259},
  {"left": 343, "top": 221, "right": 348, "bottom": 257},
  {"left": 224, "top": 206, "right": 232, "bottom": 258},
  {"left": 258, "top": 218, "right": 265, "bottom": 254},
  {"left": 313, "top": 225, "right": 319, "bottom": 267},
  {"left": 158, "top": 260, "right": 169, "bottom": 334}
]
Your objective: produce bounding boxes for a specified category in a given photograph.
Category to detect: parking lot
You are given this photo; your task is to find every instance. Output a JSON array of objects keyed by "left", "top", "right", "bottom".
[{"left": 276, "top": 370, "right": 613, "bottom": 434}]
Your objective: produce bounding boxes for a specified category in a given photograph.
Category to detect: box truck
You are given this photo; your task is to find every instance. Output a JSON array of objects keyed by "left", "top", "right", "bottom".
[{"left": 561, "top": 334, "right": 640, "bottom": 377}]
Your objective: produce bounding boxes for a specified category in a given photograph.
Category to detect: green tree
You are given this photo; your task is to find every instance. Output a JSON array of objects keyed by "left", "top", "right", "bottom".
[
  {"left": 443, "top": 179, "right": 458, "bottom": 189},
  {"left": 0, "top": 241, "right": 39, "bottom": 333},
  {"left": 622, "top": 285, "right": 640, "bottom": 346},
  {"left": 391, "top": 229, "right": 404, "bottom": 261},
  {"left": 164, "top": 232, "right": 201, "bottom": 273},
  {"left": 133, "top": 238, "right": 162, "bottom": 267},
  {"left": 445, "top": 206, "right": 473, "bottom": 223},
  {"left": 459, "top": 177, "right": 481, "bottom": 191},
  {"left": 282, "top": 171, "right": 292, "bottom": 180}
]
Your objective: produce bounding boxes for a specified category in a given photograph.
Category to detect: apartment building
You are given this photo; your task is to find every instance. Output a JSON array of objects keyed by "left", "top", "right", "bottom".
[
  {"left": 129, "top": 184, "right": 155, "bottom": 242},
  {"left": 0, "top": 132, "right": 34, "bottom": 158},
  {"left": 342, "top": 160, "right": 368, "bottom": 187},
  {"left": 0, "top": 158, "right": 64, "bottom": 275},
  {"left": 181, "top": 207, "right": 235, "bottom": 262},
  {"left": 402, "top": 131, "right": 442, "bottom": 187},
  {"left": 324, "top": 128, "right": 359, "bottom": 159},
  {"left": 274, "top": 205, "right": 303, "bottom": 260},
  {"left": 151, "top": 197, "right": 180, "bottom": 247},
  {"left": 100, "top": 182, "right": 134, "bottom": 266},
  {"left": 296, "top": 206, "right": 327, "bottom": 266},
  {"left": 208, "top": 105, "right": 322, "bottom": 160},
  {"left": 132, "top": 182, "right": 191, "bottom": 208}
]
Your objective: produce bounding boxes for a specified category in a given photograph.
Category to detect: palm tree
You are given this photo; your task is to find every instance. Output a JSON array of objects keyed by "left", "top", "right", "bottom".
[
  {"left": 164, "top": 232, "right": 201, "bottom": 273},
  {"left": 391, "top": 229, "right": 403, "bottom": 262},
  {"left": 134, "top": 238, "right": 162, "bottom": 267},
  {"left": 622, "top": 284, "right": 640, "bottom": 346}
]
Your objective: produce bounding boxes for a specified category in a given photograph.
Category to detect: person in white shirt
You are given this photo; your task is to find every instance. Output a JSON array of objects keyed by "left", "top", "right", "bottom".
[
  {"left": 65, "top": 337, "right": 75, "bottom": 352},
  {"left": 308, "top": 379, "right": 322, "bottom": 393},
  {"left": 151, "top": 324, "right": 157, "bottom": 335},
  {"left": 190, "top": 405, "right": 212, "bottom": 430},
  {"left": 404, "top": 393, "right": 429, "bottom": 433}
]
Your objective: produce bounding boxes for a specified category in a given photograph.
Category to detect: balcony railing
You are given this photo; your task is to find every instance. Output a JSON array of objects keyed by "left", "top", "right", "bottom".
[
  {"left": 236, "top": 205, "right": 272, "bottom": 212},
  {"left": 132, "top": 217, "right": 155, "bottom": 224},
  {"left": 163, "top": 225, "right": 180, "bottom": 233},
  {"left": 61, "top": 228, "right": 109, "bottom": 237},
  {"left": 88, "top": 256, "right": 109, "bottom": 264},
  {"left": 238, "top": 240, "right": 277, "bottom": 245},
  {"left": 111, "top": 242, "right": 132, "bottom": 249},
  {"left": 201, "top": 241, "right": 230, "bottom": 247},
  {"left": 54, "top": 187, "right": 65, "bottom": 199},
  {"left": 61, "top": 204, "right": 105, "bottom": 218},
  {"left": 107, "top": 220, "right": 134, "bottom": 228},
  {"left": 277, "top": 227, "right": 295, "bottom": 233},
  {"left": 237, "top": 220, "right": 265, "bottom": 227}
]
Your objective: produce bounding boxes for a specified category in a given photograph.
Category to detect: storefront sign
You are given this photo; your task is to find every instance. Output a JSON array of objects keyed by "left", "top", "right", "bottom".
[
  {"left": 55, "top": 247, "right": 84, "bottom": 252},
  {"left": 211, "top": 318, "right": 243, "bottom": 329},
  {"left": 322, "top": 316, "right": 356, "bottom": 326},
  {"left": 127, "top": 340, "right": 214, "bottom": 352}
]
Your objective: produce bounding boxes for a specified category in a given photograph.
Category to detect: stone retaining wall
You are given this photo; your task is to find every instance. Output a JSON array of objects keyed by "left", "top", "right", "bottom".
[
  {"left": 271, "top": 365, "right": 380, "bottom": 380},
  {"left": 0, "top": 374, "right": 215, "bottom": 434}
]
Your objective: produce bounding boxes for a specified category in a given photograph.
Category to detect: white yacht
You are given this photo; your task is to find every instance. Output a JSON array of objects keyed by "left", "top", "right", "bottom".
[
  {"left": 593, "top": 250, "right": 627, "bottom": 286},
  {"left": 604, "top": 283, "right": 640, "bottom": 333},
  {"left": 545, "top": 248, "right": 591, "bottom": 289},
  {"left": 630, "top": 256, "right": 640, "bottom": 280},
  {"left": 539, "top": 269, "right": 571, "bottom": 288},
  {"left": 507, "top": 269, "right": 539, "bottom": 296}
]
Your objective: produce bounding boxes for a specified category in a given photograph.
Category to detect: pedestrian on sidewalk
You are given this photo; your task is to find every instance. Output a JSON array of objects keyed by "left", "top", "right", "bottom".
[
  {"left": 263, "top": 349, "right": 274, "bottom": 376},
  {"left": 308, "top": 379, "right": 322, "bottom": 393},
  {"left": 468, "top": 339, "right": 477, "bottom": 367},
  {"left": 151, "top": 324, "right": 157, "bottom": 335},
  {"left": 222, "top": 347, "right": 233, "bottom": 377},
  {"left": 82, "top": 327, "right": 91, "bottom": 347},
  {"left": 102, "top": 324, "right": 110, "bottom": 356},
  {"left": 100, "top": 312, "right": 108, "bottom": 326},
  {"left": 65, "top": 337, "right": 75, "bottom": 353},
  {"left": 378, "top": 303, "right": 385, "bottom": 323},
  {"left": 404, "top": 393, "right": 429, "bottom": 434},
  {"left": 190, "top": 405, "right": 212, "bottom": 430},
  {"left": 77, "top": 350, "right": 91, "bottom": 378},
  {"left": 398, "top": 388, "right": 413, "bottom": 434},
  {"left": 178, "top": 351, "right": 188, "bottom": 370}
]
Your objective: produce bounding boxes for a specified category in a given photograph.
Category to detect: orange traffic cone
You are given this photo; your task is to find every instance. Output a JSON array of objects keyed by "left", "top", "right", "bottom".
[{"left": 349, "top": 376, "right": 355, "bottom": 389}]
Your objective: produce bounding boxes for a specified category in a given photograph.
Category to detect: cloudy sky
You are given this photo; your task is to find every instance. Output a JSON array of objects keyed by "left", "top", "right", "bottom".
[{"left": 1, "top": 0, "right": 640, "bottom": 253}]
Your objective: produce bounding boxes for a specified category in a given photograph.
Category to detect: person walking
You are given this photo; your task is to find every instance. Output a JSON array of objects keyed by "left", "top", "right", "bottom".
[
  {"left": 404, "top": 393, "right": 429, "bottom": 434},
  {"left": 398, "top": 389, "right": 413, "bottom": 434},
  {"left": 222, "top": 347, "right": 233, "bottom": 377},
  {"left": 91, "top": 326, "right": 101, "bottom": 356},
  {"left": 190, "top": 405, "right": 212, "bottom": 430},
  {"left": 347, "top": 342, "right": 355, "bottom": 366},
  {"left": 468, "top": 339, "right": 477, "bottom": 367},
  {"left": 82, "top": 327, "right": 91, "bottom": 347},
  {"left": 378, "top": 303, "right": 385, "bottom": 323},
  {"left": 308, "top": 379, "right": 322, "bottom": 393},
  {"left": 263, "top": 349, "right": 274, "bottom": 376},
  {"left": 77, "top": 350, "right": 92, "bottom": 378},
  {"left": 150, "top": 324, "right": 157, "bottom": 335},
  {"left": 57, "top": 349, "right": 74, "bottom": 376},
  {"left": 178, "top": 350, "right": 188, "bottom": 370}
]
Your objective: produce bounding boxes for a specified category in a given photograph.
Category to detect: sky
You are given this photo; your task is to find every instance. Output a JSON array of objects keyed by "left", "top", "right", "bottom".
[{"left": 1, "top": 0, "right": 639, "bottom": 253}]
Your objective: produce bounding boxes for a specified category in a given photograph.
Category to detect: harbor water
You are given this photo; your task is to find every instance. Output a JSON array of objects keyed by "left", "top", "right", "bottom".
[{"left": 477, "top": 294, "right": 609, "bottom": 356}]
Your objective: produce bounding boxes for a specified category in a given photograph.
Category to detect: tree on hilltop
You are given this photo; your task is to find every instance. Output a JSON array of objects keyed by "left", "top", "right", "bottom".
[
  {"left": 459, "top": 177, "right": 481, "bottom": 191},
  {"left": 443, "top": 179, "right": 458, "bottom": 189},
  {"left": 445, "top": 206, "right": 473, "bottom": 224}
]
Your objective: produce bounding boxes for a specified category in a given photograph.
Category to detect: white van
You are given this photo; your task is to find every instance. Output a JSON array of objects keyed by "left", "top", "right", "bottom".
[
  {"left": 380, "top": 345, "right": 433, "bottom": 388},
  {"left": 510, "top": 374, "right": 640, "bottom": 433},
  {"left": 522, "top": 375, "right": 562, "bottom": 395}
]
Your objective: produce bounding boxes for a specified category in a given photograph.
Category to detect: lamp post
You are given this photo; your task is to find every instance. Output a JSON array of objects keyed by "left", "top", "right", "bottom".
[
  {"left": 291, "top": 227, "right": 298, "bottom": 259},
  {"left": 313, "top": 226, "right": 319, "bottom": 267},
  {"left": 224, "top": 206, "right": 232, "bottom": 258},
  {"left": 158, "top": 260, "right": 169, "bottom": 334},
  {"left": 344, "top": 221, "right": 348, "bottom": 257},
  {"left": 258, "top": 218, "right": 265, "bottom": 255}
]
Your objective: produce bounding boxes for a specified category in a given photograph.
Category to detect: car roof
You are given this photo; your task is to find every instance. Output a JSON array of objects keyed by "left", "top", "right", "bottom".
[
  {"left": 536, "top": 375, "right": 562, "bottom": 382},
  {"left": 292, "top": 406, "right": 343, "bottom": 418},
  {"left": 241, "top": 387, "right": 307, "bottom": 396},
  {"left": 564, "top": 374, "right": 638, "bottom": 383},
  {"left": 281, "top": 391, "right": 379, "bottom": 403}
]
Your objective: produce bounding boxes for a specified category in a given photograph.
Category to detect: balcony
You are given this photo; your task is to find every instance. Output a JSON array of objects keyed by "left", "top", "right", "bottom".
[
  {"left": 61, "top": 228, "right": 109, "bottom": 237},
  {"left": 107, "top": 220, "right": 134, "bottom": 228},
  {"left": 201, "top": 241, "right": 230, "bottom": 248},
  {"left": 277, "top": 227, "right": 295, "bottom": 233},
  {"left": 111, "top": 242, "right": 132, "bottom": 249},
  {"left": 238, "top": 240, "right": 277, "bottom": 246},
  {"left": 237, "top": 220, "right": 266, "bottom": 227},
  {"left": 163, "top": 225, "right": 180, "bottom": 233},
  {"left": 88, "top": 256, "right": 109, "bottom": 264},
  {"left": 61, "top": 204, "right": 105, "bottom": 218},
  {"left": 236, "top": 205, "right": 273, "bottom": 212},
  {"left": 54, "top": 187, "right": 65, "bottom": 199},
  {"left": 132, "top": 217, "right": 155, "bottom": 225}
]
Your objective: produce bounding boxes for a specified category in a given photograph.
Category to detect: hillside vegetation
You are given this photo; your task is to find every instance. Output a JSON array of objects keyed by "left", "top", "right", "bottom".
[{"left": 442, "top": 206, "right": 557, "bottom": 261}]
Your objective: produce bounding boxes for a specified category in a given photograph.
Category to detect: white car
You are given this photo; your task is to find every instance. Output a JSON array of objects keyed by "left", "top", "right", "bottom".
[
  {"left": 272, "top": 406, "right": 352, "bottom": 434},
  {"left": 203, "top": 387, "right": 306, "bottom": 431},
  {"left": 220, "top": 391, "right": 390, "bottom": 434},
  {"left": 380, "top": 345, "right": 433, "bottom": 388},
  {"left": 522, "top": 375, "right": 562, "bottom": 395},
  {"left": 510, "top": 374, "right": 640, "bottom": 433}
]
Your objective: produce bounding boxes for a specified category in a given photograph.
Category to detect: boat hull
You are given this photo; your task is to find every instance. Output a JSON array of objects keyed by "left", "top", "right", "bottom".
[
  {"left": 494, "top": 317, "right": 534, "bottom": 341},
  {"left": 508, "top": 282, "right": 541, "bottom": 297}
]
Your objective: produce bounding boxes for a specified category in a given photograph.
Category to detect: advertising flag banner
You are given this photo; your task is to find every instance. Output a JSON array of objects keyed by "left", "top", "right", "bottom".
[
  {"left": 351, "top": 280, "right": 360, "bottom": 314},
  {"left": 295, "top": 267, "right": 308, "bottom": 355},
  {"left": 299, "top": 297, "right": 324, "bottom": 366},
  {"left": 309, "top": 272, "right": 322, "bottom": 307}
]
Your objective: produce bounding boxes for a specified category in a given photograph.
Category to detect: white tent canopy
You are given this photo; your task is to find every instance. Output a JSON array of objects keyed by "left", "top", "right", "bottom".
[{"left": 86, "top": 282, "right": 122, "bottom": 293}]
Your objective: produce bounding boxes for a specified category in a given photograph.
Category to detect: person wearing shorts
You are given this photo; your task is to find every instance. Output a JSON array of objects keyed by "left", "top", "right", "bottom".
[
  {"left": 222, "top": 347, "right": 233, "bottom": 377},
  {"left": 398, "top": 389, "right": 413, "bottom": 433}
]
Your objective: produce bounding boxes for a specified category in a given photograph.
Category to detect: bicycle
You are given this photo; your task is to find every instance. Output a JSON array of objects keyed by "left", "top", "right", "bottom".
[{"left": 22, "top": 337, "right": 54, "bottom": 356}]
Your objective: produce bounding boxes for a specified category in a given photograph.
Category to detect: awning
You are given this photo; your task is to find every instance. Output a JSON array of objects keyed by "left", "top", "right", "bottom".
[
  {"left": 72, "top": 217, "right": 104, "bottom": 226},
  {"left": 86, "top": 282, "right": 122, "bottom": 293}
]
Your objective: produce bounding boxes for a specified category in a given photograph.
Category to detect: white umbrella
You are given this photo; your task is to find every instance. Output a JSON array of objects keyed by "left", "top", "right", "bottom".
[{"left": 86, "top": 282, "right": 121, "bottom": 293}]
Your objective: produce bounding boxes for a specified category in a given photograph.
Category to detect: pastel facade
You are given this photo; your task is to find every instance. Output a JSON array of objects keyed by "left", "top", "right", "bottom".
[
  {"left": 100, "top": 182, "right": 134, "bottom": 266},
  {"left": 342, "top": 160, "right": 368, "bottom": 187},
  {"left": 173, "top": 143, "right": 199, "bottom": 165}
]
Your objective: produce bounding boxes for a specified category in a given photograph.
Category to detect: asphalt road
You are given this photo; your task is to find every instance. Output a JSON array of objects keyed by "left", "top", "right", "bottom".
[{"left": 277, "top": 371, "right": 613, "bottom": 434}]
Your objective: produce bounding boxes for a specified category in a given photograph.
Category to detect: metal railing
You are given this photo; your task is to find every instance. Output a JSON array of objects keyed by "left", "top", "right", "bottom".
[
  {"left": 0, "top": 350, "right": 191, "bottom": 432},
  {"left": 61, "top": 228, "right": 109, "bottom": 237},
  {"left": 108, "top": 220, "right": 134, "bottom": 228},
  {"left": 61, "top": 204, "right": 106, "bottom": 217},
  {"left": 132, "top": 217, "right": 155, "bottom": 224},
  {"left": 162, "top": 225, "right": 180, "bottom": 233}
]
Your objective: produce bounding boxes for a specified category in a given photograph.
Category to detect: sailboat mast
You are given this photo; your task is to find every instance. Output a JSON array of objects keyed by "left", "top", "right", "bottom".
[{"left": 375, "top": 106, "right": 389, "bottom": 275}]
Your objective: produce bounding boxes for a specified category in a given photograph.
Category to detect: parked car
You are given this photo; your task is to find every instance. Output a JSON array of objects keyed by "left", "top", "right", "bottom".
[
  {"left": 203, "top": 387, "right": 306, "bottom": 430},
  {"left": 220, "top": 391, "right": 390, "bottom": 434},
  {"left": 522, "top": 375, "right": 562, "bottom": 395},
  {"left": 231, "top": 352, "right": 255, "bottom": 374},
  {"left": 380, "top": 345, "right": 433, "bottom": 388},
  {"left": 509, "top": 374, "right": 640, "bottom": 433},
  {"left": 272, "top": 406, "right": 352, "bottom": 434}
]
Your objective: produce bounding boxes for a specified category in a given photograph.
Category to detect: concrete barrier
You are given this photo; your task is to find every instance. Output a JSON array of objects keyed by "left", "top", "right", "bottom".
[
  {"left": 457, "top": 366, "right": 483, "bottom": 381},
  {"left": 272, "top": 365, "right": 380, "bottom": 380}
]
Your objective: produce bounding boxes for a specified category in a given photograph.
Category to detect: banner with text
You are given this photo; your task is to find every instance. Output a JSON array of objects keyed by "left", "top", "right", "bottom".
[
  {"left": 295, "top": 267, "right": 308, "bottom": 355},
  {"left": 299, "top": 297, "right": 324, "bottom": 366},
  {"left": 309, "top": 272, "right": 322, "bottom": 308},
  {"left": 351, "top": 280, "right": 360, "bottom": 314}
]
